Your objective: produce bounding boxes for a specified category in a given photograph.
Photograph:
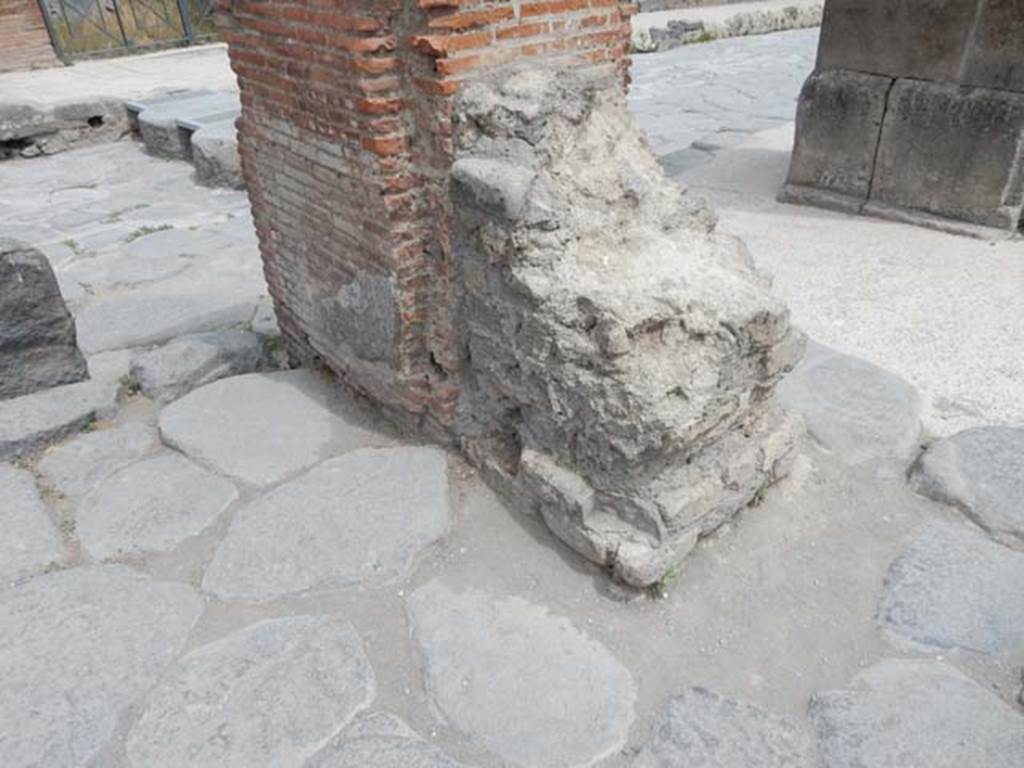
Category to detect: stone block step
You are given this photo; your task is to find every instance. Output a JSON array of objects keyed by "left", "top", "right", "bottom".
[{"left": 135, "top": 91, "right": 240, "bottom": 159}]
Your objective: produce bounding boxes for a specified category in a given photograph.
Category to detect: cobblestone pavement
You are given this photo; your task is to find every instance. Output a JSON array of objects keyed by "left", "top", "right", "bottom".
[{"left": 1, "top": 32, "right": 1023, "bottom": 768}]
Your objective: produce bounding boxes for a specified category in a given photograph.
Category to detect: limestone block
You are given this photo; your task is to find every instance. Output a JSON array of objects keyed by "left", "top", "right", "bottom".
[
  {"left": 783, "top": 70, "right": 892, "bottom": 204},
  {"left": 191, "top": 120, "right": 244, "bottom": 189},
  {"left": 816, "top": 0, "right": 977, "bottom": 83},
  {"left": 870, "top": 79, "right": 1024, "bottom": 230},
  {"left": 0, "top": 238, "right": 88, "bottom": 400},
  {"left": 961, "top": 0, "right": 1024, "bottom": 91}
]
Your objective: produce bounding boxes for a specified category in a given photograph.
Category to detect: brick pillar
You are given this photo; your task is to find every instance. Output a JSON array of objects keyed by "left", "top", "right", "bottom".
[
  {"left": 0, "top": 0, "right": 59, "bottom": 73},
  {"left": 215, "top": 0, "right": 635, "bottom": 438}
]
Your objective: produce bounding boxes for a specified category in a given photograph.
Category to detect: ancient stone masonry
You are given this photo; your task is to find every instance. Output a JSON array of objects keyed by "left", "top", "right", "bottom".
[
  {"left": 218, "top": 0, "right": 803, "bottom": 584},
  {"left": 450, "top": 71, "right": 804, "bottom": 584},
  {"left": 783, "top": 0, "right": 1024, "bottom": 235}
]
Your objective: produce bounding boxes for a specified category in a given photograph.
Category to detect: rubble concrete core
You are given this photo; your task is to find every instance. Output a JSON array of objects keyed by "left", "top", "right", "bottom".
[{"left": 448, "top": 69, "right": 805, "bottom": 586}]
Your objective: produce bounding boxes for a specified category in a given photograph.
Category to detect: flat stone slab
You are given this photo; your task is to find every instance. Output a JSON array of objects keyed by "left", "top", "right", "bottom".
[
  {"left": 877, "top": 521, "right": 1024, "bottom": 653},
  {"left": 138, "top": 92, "right": 240, "bottom": 158},
  {"left": 59, "top": 248, "right": 194, "bottom": 289},
  {"left": 407, "top": 581, "right": 636, "bottom": 768},
  {"left": 910, "top": 426, "right": 1024, "bottom": 547},
  {"left": 810, "top": 659, "right": 1024, "bottom": 768},
  {"left": 0, "top": 464, "right": 62, "bottom": 583},
  {"left": 0, "top": 565, "right": 202, "bottom": 768},
  {"left": 633, "top": 687, "right": 816, "bottom": 768},
  {"left": 0, "top": 355, "right": 123, "bottom": 459},
  {"left": 130, "top": 329, "right": 267, "bottom": 404},
  {"left": 159, "top": 370, "right": 385, "bottom": 487},
  {"left": 779, "top": 344, "right": 921, "bottom": 464},
  {"left": 307, "top": 714, "right": 468, "bottom": 768},
  {"left": 120, "top": 224, "right": 237, "bottom": 262},
  {"left": 76, "top": 452, "right": 238, "bottom": 559},
  {"left": 202, "top": 446, "right": 448, "bottom": 601},
  {"left": 37, "top": 421, "right": 159, "bottom": 498},
  {"left": 126, "top": 615, "right": 374, "bottom": 768},
  {"left": 75, "top": 292, "right": 257, "bottom": 354}
]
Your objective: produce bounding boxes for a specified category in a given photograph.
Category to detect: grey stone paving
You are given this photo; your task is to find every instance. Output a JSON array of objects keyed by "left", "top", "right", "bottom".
[
  {"left": 38, "top": 422, "right": 159, "bottom": 497},
  {"left": 0, "top": 464, "right": 62, "bottom": 583},
  {"left": 306, "top": 713, "right": 468, "bottom": 768},
  {"left": 778, "top": 343, "right": 922, "bottom": 464},
  {"left": 0, "top": 351, "right": 125, "bottom": 459},
  {"left": 877, "top": 521, "right": 1024, "bottom": 653},
  {"left": 203, "top": 447, "right": 448, "bottom": 600},
  {"left": 407, "top": 581, "right": 636, "bottom": 768},
  {"left": 632, "top": 687, "right": 815, "bottom": 767},
  {"left": 159, "top": 370, "right": 387, "bottom": 487},
  {"left": 126, "top": 616, "right": 374, "bottom": 768},
  {"left": 76, "top": 452, "right": 238, "bottom": 559},
  {"left": 0, "top": 565, "right": 202, "bottom": 768},
  {"left": 910, "top": 426, "right": 1024, "bottom": 546},
  {"left": 129, "top": 329, "right": 268, "bottom": 403},
  {"left": 629, "top": 29, "right": 817, "bottom": 169},
  {"left": 810, "top": 659, "right": 1024, "bottom": 768}
]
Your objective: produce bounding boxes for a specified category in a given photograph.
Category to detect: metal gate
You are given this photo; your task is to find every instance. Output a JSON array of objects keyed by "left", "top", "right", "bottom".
[{"left": 37, "top": 0, "right": 215, "bottom": 60}]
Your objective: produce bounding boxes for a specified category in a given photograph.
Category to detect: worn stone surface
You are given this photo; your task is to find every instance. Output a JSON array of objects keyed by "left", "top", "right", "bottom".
[
  {"left": 810, "top": 659, "right": 1024, "bottom": 768},
  {"left": 911, "top": 426, "right": 1024, "bottom": 547},
  {"left": 305, "top": 713, "right": 467, "bottom": 768},
  {"left": 407, "top": 580, "right": 635, "bottom": 767},
  {"left": 450, "top": 69, "right": 803, "bottom": 586},
  {"left": 870, "top": 79, "right": 1024, "bottom": 231},
  {"left": 0, "top": 565, "right": 202, "bottom": 768},
  {"left": 783, "top": 69, "right": 892, "bottom": 204},
  {"left": 0, "top": 238, "right": 88, "bottom": 399},
  {"left": 192, "top": 120, "right": 243, "bottom": 189},
  {"left": 203, "top": 447, "right": 448, "bottom": 601},
  {"left": 815, "top": 0, "right": 977, "bottom": 82},
  {"left": 778, "top": 344, "right": 921, "bottom": 464},
  {"left": 640, "top": 1, "right": 823, "bottom": 53},
  {"left": 633, "top": 687, "right": 816, "bottom": 768},
  {"left": 126, "top": 616, "right": 374, "bottom": 768},
  {"left": 75, "top": 292, "right": 257, "bottom": 354},
  {"left": 314, "top": 273, "right": 400, "bottom": 366},
  {"left": 137, "top": 92, "right": 240, "bottom": 158},
  {"left": 37, "top": 421, "right": 160, "bottom": 498},
  {"left": 0, "top": 464, "right": 62, "bottom": 583},
  {"left": 159, "top": 370, "right": 384, "bottom": 487},
  {"left": 76, "top": 452, "right": 238, "bottom": 559},
  {"left": 0, "top": 351, "right": 125, "bottom": 459},
  {"left": 961, "top": 0, "right": 1024, "bottom": 92},
  {"left": 877, "top": 521, "right": 1024, "bottom": 653},
  {"left": 130, "top": 329, "right": 268, "bottom": 403}
]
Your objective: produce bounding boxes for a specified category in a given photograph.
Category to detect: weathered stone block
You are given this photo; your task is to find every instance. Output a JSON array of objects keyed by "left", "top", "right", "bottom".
[
  {"left": 870, "top": 80, "right": 1024, "bottom": 230},
  {"left": 783, "top": 70, "right": 893, "bottom": 203},
  {"left": 961, "top": 0, "right": 1024, "bottom": 92},
  {"left": 0, "top": 238, "right": 88, "bottom": 400},
  {"left": 816, "top": 0, "right": 977, "bottom": 83}
]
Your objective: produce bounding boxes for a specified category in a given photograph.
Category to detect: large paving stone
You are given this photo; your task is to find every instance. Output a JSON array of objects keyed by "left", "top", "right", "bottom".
[
  {"left": 77, "top": 452, "right": 238, "bottom": 559},
  {"left": 810, "top": 659, "right": 1024, "bottom": 768},
  {"left": 130, "top": 329, "right": 268, "bottom": 403},
  {"left": 0, "top": 351, "right": 125, "bottom": 459},
  {"left": 407, "top": 581, "right": 635, "bottom": 768},
  {"left": 632, "top": 687, "right": 815, "bottom": 768},
  {"left": 0, "top": 565, "right": 203, "bottom": 768},
  {"left": 877, "top": 521, "right": 1024, "bottom": 653},
  {"left": 0, "top": 464, "right": 62, "bottom": 583},
  {"left": 75, "top": 292, "right": 257, "bottom": 354},
  {"left": 305, "top": 711, "right": 468, "bottom": 768},
  {"left": 0, "top": 238, "right": 88, "bottom": 399},
  {"left": 37, "top": 421, "right": 159, "bottom": 497},
  {"left": 126, "top": 616, "right": 374, "bottom": 768},
  {"left": 911, "top": 426, "right": 1024, "bottom": 547},
  {"left": 159, "top": 370, "right": 384, "bottom": 487},
  {"left": 202, "top": 446, "right": 448, "bottom": 601},
  {"left": 778, "top": 344, "right": 921, "bottom": 464}
]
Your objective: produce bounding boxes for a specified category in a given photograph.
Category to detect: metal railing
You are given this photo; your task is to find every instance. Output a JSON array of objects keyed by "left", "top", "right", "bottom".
[{"left": 37, "top": 0, "right": 216, "bottom": 60}]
